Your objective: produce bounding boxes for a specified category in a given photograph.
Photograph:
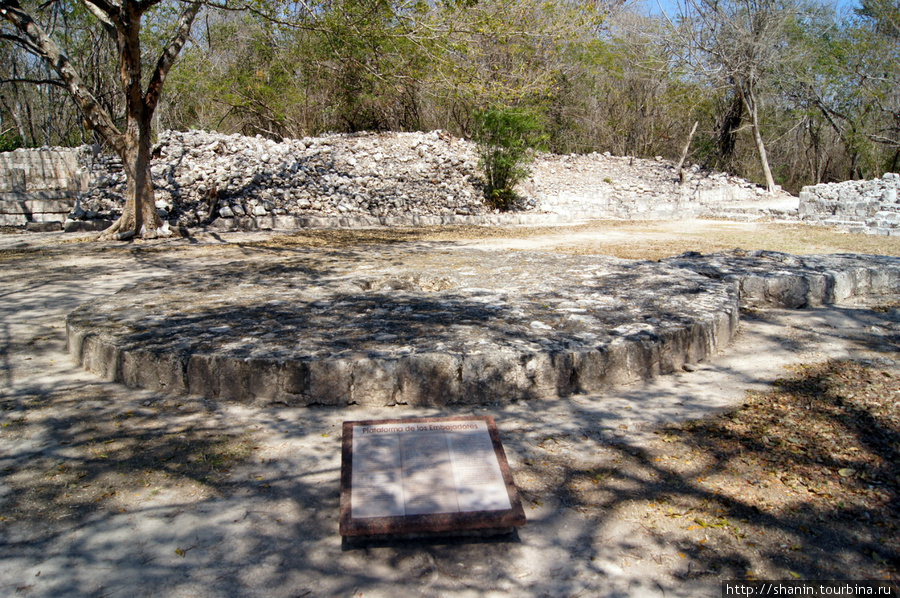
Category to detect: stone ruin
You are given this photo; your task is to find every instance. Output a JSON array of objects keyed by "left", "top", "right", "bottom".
[
  {"left": 11, "top": 128, "right": 796, "bottom": 231},
  {"left": 9, "top": 129, "right": 900, "bottom": 233},
  {"left": 0, "top": 147, "right": 89, "bottom": 228},
  {"left": 800, "top": 173, "right": 900, "bottom": 236},
  {"left": 0, "top": 131, "right": 886, "bottom": 407},
  {"left": 75, "top": 129, "right": 500, "bottom": 230},
  {"left": 66, "top": 248, "right": 900, "bottom": 406}
]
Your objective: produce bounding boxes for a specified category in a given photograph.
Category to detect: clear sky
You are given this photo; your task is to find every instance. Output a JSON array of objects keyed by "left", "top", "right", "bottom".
[{"left": 640, "top": 0, "right": 862, "bottom": 19}]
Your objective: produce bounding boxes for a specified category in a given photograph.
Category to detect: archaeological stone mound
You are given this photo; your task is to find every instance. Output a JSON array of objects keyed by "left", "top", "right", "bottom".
[
  {"left": 66, "top": 250, "right": 740, "bottom": 405},
  {"left": 66, "top": 249, "right": 900, "bottom": 406}
]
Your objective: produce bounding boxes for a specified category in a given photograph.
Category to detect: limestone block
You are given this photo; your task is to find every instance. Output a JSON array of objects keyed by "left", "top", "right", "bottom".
[
  {"left": 572, "top": 347, "right": 613, "bottom": 391},
  {"left": 519, "top": 352, "right": 560, "bottom": 399},
  {"left": 275, "top": 360, "right": 310, "bottom": 405},
  {"left": 804, "top": 273, "right": 832, "bottom": 307},
  {"left": 603, "top": 338, "right": 642, "bottom": 386},
  {"left": 546, "top": 352, "right": 578, "bottom": 397},
  {"left": 9, "top": 168, "right": 25, "bottom": 192},
  {"left": 395, "top": 353, "right": 462, "bottom": 406},
  {"left": 212, "top": 358, "right": 252, "bottom": 401},
  {"left": 350, "top": 358, "right": 398, "bottom": 406},
  {"left": 187, "top": 354, "right": 221, "bottom": 397},
  {"left": 739, "top": 275, "right": 767, "bottom": 306},
  {"left": 684, "top": 321, "right": 711, "bottom": 364},
  {"left": 64, "top": 219, "right": 113, "bottom": 233},
  {"left": 121, "top": 349, "right": 187, "bottom": 394},
  {"left": 826, "top": 269, "right": 854, "bottom": 303},
  {"left": 764, "top": 274, "right": 809, "bottom": 308},
  {"left": 309, "top": 359, "right": 353, "bottom": 405},
  {"left": 851, "top": 267, "right": 872, "bottom": 297},
  {"left": 655, "top": 326, "right": 689, "bottom": 373},
  {"left": 868, "top": 267, "right": 897, "bottom": 297},
  {"left": 81, "top": 335, "right": 121, "bottom": 381},
  {"left": 715, "top": 308, "right": 740, "bottom": 350},
  {"left": 246, "top": 358, "right": 286, "bottom": 401},
  {"left": 25, "top": 221, "right": 63, "bottom": 232},
  {"left": 461, "top": 351, "right": 527, "bottom": 404},
  {"left": 66, "top": 321, "right": 88, "bottom": 361}
]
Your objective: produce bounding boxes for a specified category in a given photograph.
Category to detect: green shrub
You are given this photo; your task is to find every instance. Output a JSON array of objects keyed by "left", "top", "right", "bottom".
[
  {"left": 0, "top": 133, "right": 24, "bottom": 153},
  {"left": 472, "top": 107, "right": 546, "bottom": 211}
]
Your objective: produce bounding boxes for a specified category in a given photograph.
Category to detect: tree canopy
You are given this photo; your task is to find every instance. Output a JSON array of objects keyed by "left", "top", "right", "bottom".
[{"left": 2, "top": 0, "right": 899, "bottom": 220}]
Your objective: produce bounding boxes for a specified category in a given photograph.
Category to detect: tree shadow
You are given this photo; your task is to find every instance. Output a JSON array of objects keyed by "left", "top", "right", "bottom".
[{"left": 3, "top": 241, "right": 900, "bottom": 597}]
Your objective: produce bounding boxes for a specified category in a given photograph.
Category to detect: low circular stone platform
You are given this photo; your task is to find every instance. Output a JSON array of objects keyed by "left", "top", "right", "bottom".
[
  {"left": 663, "top": 251, "right": 900, "bottom": 309},
  {"left": 66, "top": 249, "right": 741, "bottom": 406}
]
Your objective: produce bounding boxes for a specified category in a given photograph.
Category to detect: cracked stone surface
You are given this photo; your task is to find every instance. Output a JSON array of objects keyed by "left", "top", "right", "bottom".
[
  {"left": 66, "top": 247, "right": 900, "bottom": 407},
  {"left": 66, "top": 249, "right": 739, "bottom": 406}
]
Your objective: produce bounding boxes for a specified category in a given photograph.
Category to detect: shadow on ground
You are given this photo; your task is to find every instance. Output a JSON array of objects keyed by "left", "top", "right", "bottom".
[{"left": 1, "top": 236, "right": 899, "bottom": 597}]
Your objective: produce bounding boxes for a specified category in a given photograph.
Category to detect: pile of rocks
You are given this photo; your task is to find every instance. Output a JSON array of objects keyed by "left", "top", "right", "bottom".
[
  {"left": 526, "top": 153, "right": 796, "bottom": 221},
  {"left": 71, "top": 128, "right": 799, "bottom": 231},
  {"left": 799, "top": 173, "right": 900, "bottom": 235},
  {"left": 74, "top": 129, "right": 498, "bottom": 229}
]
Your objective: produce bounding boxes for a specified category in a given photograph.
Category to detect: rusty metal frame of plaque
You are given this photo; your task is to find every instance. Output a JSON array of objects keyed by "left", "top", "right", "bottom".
[{"left": 340, "top": 415, "right": 526, "bottom": 537}]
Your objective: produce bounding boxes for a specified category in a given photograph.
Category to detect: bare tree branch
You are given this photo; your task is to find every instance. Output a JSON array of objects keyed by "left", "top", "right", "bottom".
[
  {"left": 145, "top": 0, "right": 200, "bottom": 111},
  {"left": 0, "top": 30, "right": 43, "bottom": 54},
  {"left": 0, "top": 0, "right": 124, "bottom": 153},
  {"left": 80, "top": 0, "right": 118, "bottom": 38},
  {"left": 1, "top": 76, "right": 67, "bottom": 87},
  {"left": 869, "top": 134, "right": 900, "bottom": 148}
]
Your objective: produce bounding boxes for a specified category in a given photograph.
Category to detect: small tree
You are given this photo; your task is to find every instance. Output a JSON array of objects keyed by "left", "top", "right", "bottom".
[
  {"left": 1, "top": 0, "right": 203, "bottom": 239},
  {"left": 472, "top": 106, "right": 545, "bottom": 211}
]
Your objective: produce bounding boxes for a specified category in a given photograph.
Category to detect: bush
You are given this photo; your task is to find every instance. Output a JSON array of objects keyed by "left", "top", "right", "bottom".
[
  {"left": 0, "top": 133, "right": 24, "bottom": 153},
  {"left": 472, "top": 107, "right": 546, "bottom": 211}
]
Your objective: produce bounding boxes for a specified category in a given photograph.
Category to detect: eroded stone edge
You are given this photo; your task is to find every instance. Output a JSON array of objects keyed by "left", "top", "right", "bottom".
[{"left": 65, "top": 254, "right": 899, "bottom": 406}]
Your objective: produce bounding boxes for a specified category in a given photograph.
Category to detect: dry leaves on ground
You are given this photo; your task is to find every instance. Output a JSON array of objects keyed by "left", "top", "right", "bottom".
[{"left": 646, "top": 359, "right": 900, "bottom": 580}]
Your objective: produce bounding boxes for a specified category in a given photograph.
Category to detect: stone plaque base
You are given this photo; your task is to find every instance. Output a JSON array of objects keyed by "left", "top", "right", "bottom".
[{"left": 339, "top": 416, "right": 526, "bottom": 537}]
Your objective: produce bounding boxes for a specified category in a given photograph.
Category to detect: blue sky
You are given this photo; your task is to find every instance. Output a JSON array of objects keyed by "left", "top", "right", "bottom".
[{"left": 641, "top": 0, "right": 862, "bottom": 18}]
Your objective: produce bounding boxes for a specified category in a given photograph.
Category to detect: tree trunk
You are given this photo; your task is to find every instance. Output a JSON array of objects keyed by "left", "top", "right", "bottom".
[
  {"left": 100, "top": 116, "right": 163, "bottom": 240},
  {"left": 718, "top": 93, "right": 744, "bottom": 168},
  {"left": 677, "top": 121, "right": 699, "bottom": 184},
  {"left": 743, "top": 87, "right": 777, "bottom": 193}
]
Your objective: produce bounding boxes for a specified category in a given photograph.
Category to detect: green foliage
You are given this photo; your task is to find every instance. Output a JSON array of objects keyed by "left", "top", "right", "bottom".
[
  {"left": 0, "top": 132, "right": 24, "bottom": 152},
  {"left": 472, "top": 106, "right": 546, "bottom": 211},
  {"left": 5, "top": 0, "right": 900, "bottom": 190}
]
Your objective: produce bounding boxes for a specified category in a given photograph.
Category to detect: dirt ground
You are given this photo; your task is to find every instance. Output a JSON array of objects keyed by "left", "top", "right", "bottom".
[{"left": 1, "top": 219, "right": 899, "bottom": 597}]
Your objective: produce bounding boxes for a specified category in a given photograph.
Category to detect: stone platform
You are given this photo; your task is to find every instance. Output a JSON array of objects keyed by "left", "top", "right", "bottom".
[{"left": 65, "top": 249, "right": 900, "bottom": 406}]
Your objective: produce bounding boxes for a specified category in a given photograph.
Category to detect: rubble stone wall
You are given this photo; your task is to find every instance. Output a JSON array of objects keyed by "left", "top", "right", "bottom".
[
  {"left": 799, "top": 173, "right": 900, "bottom": 235},
  {"left": 6, "top": 129, "right": 802, "bottom": 231},
  {"left": 74, "top": 129, "right": 497, "bottom": 230},
  {"left": 72, "top": 129, "right": 797, "bottom": 231},
  {"left": 0, "top": 148, "right": 88, "bottom": 226},
  {"left": 524, "top": 154, "right": 794, "bottom": 221}
]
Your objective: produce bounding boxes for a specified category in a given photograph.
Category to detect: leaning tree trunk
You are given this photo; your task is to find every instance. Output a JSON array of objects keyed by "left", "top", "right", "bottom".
[
  {"left": 742, "top": 86, "right": 777, "bottom": 193},
  {"left": 750, "top": 105, "right": 777, "bottom": 193}
]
